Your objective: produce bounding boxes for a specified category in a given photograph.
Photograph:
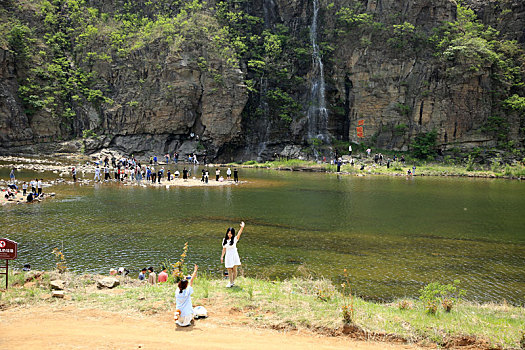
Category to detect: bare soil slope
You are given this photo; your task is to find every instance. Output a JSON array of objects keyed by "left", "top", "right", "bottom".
[{"left": 0, "top": 305, "right": 421, "bottom": 350}]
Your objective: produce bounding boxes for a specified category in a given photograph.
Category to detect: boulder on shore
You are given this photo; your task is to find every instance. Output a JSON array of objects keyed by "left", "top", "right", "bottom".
[
  {"left": 24, "top": 270, "right": 44, "bottom": 282},
  {"left": 52, "top": 291, "right": 65, "bottom": 298},
  {"left": 50, "top": 279, "right": 66, "bottom": 290},
  {"left": 97, "top": 277, "right": 120, "bottom": 289}
]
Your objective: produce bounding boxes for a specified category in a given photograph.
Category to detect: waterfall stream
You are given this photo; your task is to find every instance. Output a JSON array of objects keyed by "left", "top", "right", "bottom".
[{"left": 307, "top": 0, "right": 329, "bottom": 142}]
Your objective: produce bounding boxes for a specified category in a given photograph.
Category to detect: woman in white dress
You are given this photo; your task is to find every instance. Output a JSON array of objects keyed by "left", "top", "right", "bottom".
[{"left": 220, "top": 221, "right": 245, "bottom": 287}]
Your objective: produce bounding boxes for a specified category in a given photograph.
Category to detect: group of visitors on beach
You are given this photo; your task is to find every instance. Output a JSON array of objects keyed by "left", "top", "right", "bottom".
[
  {"left": 330, "top": 146, "right": 414, "bottom": 175},
  {"left": 109, "top": 221, "right": 246, "bottom": 327},
  {"left": 200, "top": 167, "right": 239, "bottom": 183},
  {"left": 76, "top": 154, "right": 240, "bottom": 184},
  {"left": 4, "top": 169, "right": 44, "bottom": 202}
]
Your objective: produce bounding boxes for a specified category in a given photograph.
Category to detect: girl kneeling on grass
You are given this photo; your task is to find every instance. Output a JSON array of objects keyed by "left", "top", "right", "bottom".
[{"left": 175, "top": 264, "right": 198, "bottom": 327}]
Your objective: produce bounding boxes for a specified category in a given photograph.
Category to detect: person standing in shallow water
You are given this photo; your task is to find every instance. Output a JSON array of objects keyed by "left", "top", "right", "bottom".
[
  {"left": 233, "top": 168, "right": 239, "bottom": 183},
  {"left": 9, "top": 168, "right": 15, "bottom": 183},
  {"left": 220, "top": 221, "right": 245, "bottom": 288}
]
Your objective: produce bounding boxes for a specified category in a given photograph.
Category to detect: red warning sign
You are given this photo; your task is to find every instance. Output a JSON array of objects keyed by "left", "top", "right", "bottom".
[
  {"left": 0, "top": 238, "right": 18, "bottom": 260},
  {"left": 357, "top": 119, "right": 365, "bottom": 126}
]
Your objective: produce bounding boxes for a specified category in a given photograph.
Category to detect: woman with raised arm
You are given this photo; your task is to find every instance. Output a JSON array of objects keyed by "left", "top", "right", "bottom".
[
  {"left": 220, "top": 221, "right": 245, "bottom": 288},
  {"left": 174, "top": 264, "right": 198, "bottom": 327}
]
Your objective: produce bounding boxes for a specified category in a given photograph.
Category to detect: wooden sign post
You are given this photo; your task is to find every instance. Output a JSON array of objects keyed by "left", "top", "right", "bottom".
[{"left": 0, "top": 238, "right": 18, "bottom": 290}]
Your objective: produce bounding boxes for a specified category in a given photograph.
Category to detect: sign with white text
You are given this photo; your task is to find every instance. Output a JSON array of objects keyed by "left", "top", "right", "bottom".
[{"left": 0, "top": 238, "right": 18, "bottom": 260}]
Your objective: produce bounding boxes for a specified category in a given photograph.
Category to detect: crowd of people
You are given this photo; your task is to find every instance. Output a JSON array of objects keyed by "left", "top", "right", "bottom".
[
  {"left": 329, "top": 145, "right": 414, "bottom": 175},
  {"left": 3, "top": 171, "right": 46, "bottom": 203},
  {"left": 81, "top": 154, "right": 240, "bottom": 185}
]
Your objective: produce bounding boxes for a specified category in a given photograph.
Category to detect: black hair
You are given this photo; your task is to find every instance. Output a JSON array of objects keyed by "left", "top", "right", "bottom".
[
  {"left": 141, "top": 268, "right": 147, "bottom": 272},
  {"left": 223, "top": 227, "right": 235, "bottom": 246},
  {"left": 178, "top": 279, "right": 189, "bottom": 291},
  {"left": 148, "top": 266, "right": 154, "bottom": 272}
]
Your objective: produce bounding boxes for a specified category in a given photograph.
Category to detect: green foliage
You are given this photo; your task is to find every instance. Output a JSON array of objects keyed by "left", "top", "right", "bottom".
[
  {"left": 394, "top": 123, "right": 408, "bottom": 136},
  {"left": 387, "top": 21, "right": 426, "bottom": 51},
  {"left": 432, "top": 2, "right": 524, "bottom": 91},
  {"left": 481, "top": 116, "right": 509, "bottom": 143},
  {"left": 465, "top": 154, "right": 475, "bottom": 171},
  {"left": 310, "top": 138, "right": 323, "bottom": 147},
  {"left": 266, "top": 88, "right": 301, "bottom": 123},
  {"left": 7, "top": 24, "right": 34, "bottom": 64},
  {"left": 395, "top": 103, "right": 411, "bottom": 116},
  {"left": 82, "top": 129, "right": 97, "bottom": 139},
  {"left": 336, "top": 6, "right": 376, "bottom": 29},
  {"left": 419, "top": 280, "right": 466, "bottom": 314},
  {"left": 410, "top": 130, "right": 438, "bottom": 160},
  {"left": 504, "top": 95, "right": 525, "bottom": 112}
]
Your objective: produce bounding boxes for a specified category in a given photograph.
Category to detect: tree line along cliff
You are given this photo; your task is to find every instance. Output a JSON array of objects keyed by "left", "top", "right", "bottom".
[{"left": 1, "top": 0, "right": 524, "bottom": 162}]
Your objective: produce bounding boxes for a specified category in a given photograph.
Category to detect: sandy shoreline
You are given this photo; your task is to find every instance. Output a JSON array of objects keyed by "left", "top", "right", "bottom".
[{"left": 0, "top": 154, "right": 244, "bottom": 206}]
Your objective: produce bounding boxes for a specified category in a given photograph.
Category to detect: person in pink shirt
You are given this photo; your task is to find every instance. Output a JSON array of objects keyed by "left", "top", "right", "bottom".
[{"left": 158, "top": 266, "right": 168, "bottom": 283}]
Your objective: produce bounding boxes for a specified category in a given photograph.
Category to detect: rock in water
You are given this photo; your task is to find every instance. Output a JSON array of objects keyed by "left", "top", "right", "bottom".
[
  {"left": 97, "top": 277, "right": 120, "bottom": 289},
  {"left": 50, "top": 279, "right": 66, "bottom": 290}
]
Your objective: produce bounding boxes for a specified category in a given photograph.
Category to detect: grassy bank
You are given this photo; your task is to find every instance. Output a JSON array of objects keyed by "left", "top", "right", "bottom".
[
  {"left": 236, "top": 158, "right": 525, "bottom": 179},
  {"left": 1, "top": 270, "right": 524, "bottom": 349}
]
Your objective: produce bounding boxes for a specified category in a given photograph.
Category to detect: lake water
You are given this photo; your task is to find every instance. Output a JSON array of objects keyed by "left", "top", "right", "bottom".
[{"left": 1, "top": 167, "right": 524, "bottom": 304}]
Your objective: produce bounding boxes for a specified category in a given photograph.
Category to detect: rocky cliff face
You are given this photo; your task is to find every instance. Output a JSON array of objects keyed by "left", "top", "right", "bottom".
[
  {"left": 331, "top": 0, "right": 498, "bottom": 150},
  {"left": 0, "top": 0, "right": 523, "bottom": 160},
  {"left": 92, "top": 44, "right": 247, "bottom": 158}
]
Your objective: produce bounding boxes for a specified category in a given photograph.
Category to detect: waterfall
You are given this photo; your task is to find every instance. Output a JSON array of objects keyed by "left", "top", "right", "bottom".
[
  {"left": 307, "top": 0, "right": 329, "bottom": 143},
  {"left": 263, "top": 0, "right": 277, "bottom": 28}
]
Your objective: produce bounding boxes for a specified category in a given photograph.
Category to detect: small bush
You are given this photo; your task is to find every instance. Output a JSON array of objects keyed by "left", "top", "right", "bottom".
[
  {"left": 82, "top": 129, "right": 97, "bottom": 139},
  {"left": 316, "top": 285, "right": 335, "bottom": 302},
  {"left": 52, "top": 248, "right": 67, "bottom": 273},
  {"left": 398, "top": 299, "right": 413, "bottom": 310},
  {"left": 410, "top": 130, "right": 438, "bottom": 160},
  {"left": 419, "top": 280, "right": 465, "bottom": 314},
  {"left": 340, "top": 269, "right": 355, "bottom": 324}
]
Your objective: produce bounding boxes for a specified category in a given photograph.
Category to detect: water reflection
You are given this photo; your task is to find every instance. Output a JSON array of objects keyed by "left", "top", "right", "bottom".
[{"left": 1, "top": 169, "right": 524, "bottom": 304}]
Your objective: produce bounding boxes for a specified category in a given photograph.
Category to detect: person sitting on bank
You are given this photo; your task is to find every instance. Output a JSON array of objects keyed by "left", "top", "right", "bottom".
[
  {"left": 158, "top": 266, "right": 168, "bottom": 283},
  {"left": 138, "top": 268, "right": 147, "bottom": 281},
  {"left": 147, "top": 266, "right": 156, "bottom": 285},
  {"left": 175, "top": 264, "right": 198, "bottom": 327},
  {"left": 4, "top": 188, "right": 15, "bottom": 199},
  {"left": 118, "top": 267, "right": 129, "bottom": 276}
]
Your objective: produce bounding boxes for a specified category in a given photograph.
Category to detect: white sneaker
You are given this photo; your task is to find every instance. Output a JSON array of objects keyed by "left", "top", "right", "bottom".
[{"left": 226, "top": 282, "right": 232, "bottom": 288}]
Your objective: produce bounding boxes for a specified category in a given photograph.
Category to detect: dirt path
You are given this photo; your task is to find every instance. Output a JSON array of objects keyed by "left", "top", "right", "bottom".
[{"left": 0, "top": 305, "right": 421, "bottom": 350}]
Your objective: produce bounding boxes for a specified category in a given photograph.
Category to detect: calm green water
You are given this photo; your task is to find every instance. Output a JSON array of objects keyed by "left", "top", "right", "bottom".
[{"left": 1, "top": 167, "right": 524, "bottom": 304}]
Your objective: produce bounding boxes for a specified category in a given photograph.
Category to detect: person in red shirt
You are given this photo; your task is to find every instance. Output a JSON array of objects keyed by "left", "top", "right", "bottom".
[{"left": 158, "top": 266, "right": 168, "bottom": 283}]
